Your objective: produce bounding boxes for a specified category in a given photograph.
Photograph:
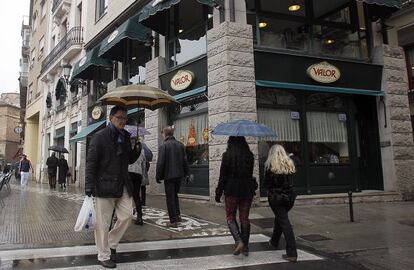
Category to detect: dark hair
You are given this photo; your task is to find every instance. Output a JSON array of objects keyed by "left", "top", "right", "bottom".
[
  {"left": 225, "top": 136, "right": 254, "bottom": 175},
  {"left": 163, "top": 126, "right": 174, "bottom": 137},
  {"left": 110, "top": 105, "right": 127, "bottom": 116}
]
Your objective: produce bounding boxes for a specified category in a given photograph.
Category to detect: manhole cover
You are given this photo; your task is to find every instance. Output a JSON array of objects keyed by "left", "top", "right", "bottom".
[
  {"left": 299, "top": 234, "right": 332, "bottom": 242},
  {"left": 250, "top": 218, "right": 274, "bottom": 229},
  {"left": 399, "top": 220, "right": 414, "bottom": 227}
]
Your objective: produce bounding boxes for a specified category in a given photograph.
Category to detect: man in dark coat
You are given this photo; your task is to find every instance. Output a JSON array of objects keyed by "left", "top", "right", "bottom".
[
  {"left": 46, "top": 152, "right": 58, "bottom": 189},
  {"left": 85, "top": 105, "right": 141, "bottom": 268},
  {"left": 57, "top": 154, "right": 69, "bottom": 189},
  {"left": 156, "top": 126, "right": 189, "bottom": 228}
]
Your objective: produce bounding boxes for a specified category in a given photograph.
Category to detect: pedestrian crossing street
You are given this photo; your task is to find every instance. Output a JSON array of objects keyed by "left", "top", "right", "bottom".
[{"left": 0, "top": 234, "right": 323, "bottom": 269}]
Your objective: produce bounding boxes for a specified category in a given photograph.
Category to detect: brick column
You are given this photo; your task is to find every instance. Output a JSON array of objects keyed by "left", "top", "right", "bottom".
[
  {"left": 377, "top": 45, "right": 414, "bottom": 200},
  {"left": 145, "top": 56, "right": 167, "bottom": 194},
  {"left": 207, "top": 21, "right": 259, "bottom": 202}
]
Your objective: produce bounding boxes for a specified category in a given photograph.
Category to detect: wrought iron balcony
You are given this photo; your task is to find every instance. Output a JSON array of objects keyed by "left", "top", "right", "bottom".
[{"left": 41, "top": 26, "right": 83, "bottom": 74}]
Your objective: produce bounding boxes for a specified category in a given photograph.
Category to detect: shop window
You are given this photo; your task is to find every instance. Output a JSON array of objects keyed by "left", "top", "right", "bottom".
[
  {"left": 167, "top": 3, "right": 212, "bottom": 68},
  {"left": 246, "top": 0, "right": 368, "bottom": 60},
  {"left": 173, "top": 101, "right": 208, "bottom": 165},
  {"left": 258, "top": 108, "right": 302, "bottom": 165},
  {"left": 306, "top": 93, "right": 345, "bottom": 109},
  {"left": 307, "top": 111, "right": 349, "bottom": 164},
  {"left": 257, "top": 89, "right": 298, "bottom": 106},
  {"left": 405, "top": 46, "right": 414, "bottom": 90}
]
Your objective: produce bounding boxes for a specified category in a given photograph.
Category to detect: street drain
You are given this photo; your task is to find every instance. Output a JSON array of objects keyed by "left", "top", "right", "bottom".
[
  {"left": 299, "top": 234, "right": 332, "bottom": 242},
  {"left": 250, "top": 218, "right": 274, "bottom": 229}
]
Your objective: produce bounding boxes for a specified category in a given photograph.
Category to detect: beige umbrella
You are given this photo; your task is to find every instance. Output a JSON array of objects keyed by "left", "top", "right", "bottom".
[{"left": 98, "top": 84, "right": 178, "bottom": 110}]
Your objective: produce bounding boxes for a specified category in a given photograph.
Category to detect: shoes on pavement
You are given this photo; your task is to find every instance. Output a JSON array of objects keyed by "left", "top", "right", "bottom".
[
  {"left": 242, "top": 246, "right": 249, "bottom": 256},
  {"left": 269, "top": 239, "right": 279, "bottom": 249},
  {"left": 135, "top": 217, "right": 143, "bottom": 226},
  {"left": 99, "top": 259, "right": 116, "bottom": 268},
  {"left": 167, "top": 221, "right": 178, "bottom": 228},
  {"left": 177, "top": 215, "right": 182, "bottom": 222},
  {"left": 110, "top": 248, "right": 116, "bottom": 262},
  {"left": 282, "top": 254, "right": 297, "bottom": 262},
  {"left": 233, "top": 241, "right": 245, "bottom": 255}
]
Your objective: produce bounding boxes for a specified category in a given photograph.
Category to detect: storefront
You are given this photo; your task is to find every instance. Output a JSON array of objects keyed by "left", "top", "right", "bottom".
[{"left": 254, "top": 51, "right": 384, "bottom": 195}]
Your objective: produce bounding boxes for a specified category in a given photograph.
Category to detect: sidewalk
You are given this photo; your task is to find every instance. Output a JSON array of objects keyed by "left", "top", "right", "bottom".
[{"left": 1, "top": 178, "right": 413, "bottom": 270}]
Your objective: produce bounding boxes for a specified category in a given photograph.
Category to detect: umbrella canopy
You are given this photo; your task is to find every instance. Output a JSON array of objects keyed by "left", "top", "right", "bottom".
[
  {"left": 48, "top": 145, "right": 69, "bottom": 153},
  {"left": 124, "top": 125, "right": 151, "bottom": 137},
  {"left": 98, "top": 84, "right": 178, "bottom": 110},
  {"left": 211, "top": 120, "right": 277, "bottom": 139}
]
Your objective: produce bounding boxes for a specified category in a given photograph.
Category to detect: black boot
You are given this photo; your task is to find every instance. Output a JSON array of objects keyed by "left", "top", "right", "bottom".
[
  {"left": 227, "top": 220, "right": 244, "bottom": 255},
  {"left": 241, "top": 223, "right": 250, "bottom": 256}
]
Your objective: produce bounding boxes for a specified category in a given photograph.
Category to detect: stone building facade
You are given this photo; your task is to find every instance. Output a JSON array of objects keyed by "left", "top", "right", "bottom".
[{"left": 0, "top": 96, "right": 21, "bottom": 164}]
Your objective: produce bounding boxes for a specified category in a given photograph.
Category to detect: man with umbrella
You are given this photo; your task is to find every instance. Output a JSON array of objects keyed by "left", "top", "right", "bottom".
[
  {"left": 57, "top": 154, "right": 69, "bottom": 189},
  {"left": 46, "top": 152, "right": 58, "bottom": 189},
  {"left": 85, "top": 105, "right": 141, "bottom": 268}
]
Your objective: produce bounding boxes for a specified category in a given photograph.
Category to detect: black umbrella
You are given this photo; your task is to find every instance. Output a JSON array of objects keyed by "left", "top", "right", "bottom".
[{"left": 48, "top": 145, "right": 69, "bottom": 153}]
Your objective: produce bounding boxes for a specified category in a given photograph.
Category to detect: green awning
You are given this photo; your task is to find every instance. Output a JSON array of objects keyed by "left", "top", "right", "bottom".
[
  {"left": 138, "top": 0, "right": 216, "bottom": 34},
  {"left": 359, "top": 0, "right": 403, "bottom": 8},
  {"left": 69, "top": 120, "right": 105, "bottom": 143},
  {"left": 174, "top": 86, "right": 206, "bottom": 101},
  {"left": 256, "top": 80, "right": 384, "bottom": 96},
  {"left": 69, "top": 108, "right": 143, "bottom": 143},
  {"left": 98, "top": 14, "right": 152, "bottom": 62},
  {"left": 72, "top": 44, "right": 112, "bottom": 80}
]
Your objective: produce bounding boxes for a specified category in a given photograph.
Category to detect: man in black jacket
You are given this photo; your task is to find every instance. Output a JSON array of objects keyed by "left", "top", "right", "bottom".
[
  {"left": 85, "top": 106, "right": 141, "bottom": 268},
  {"left": 156, "top": 126, "right": 189, "bottom": 228}
]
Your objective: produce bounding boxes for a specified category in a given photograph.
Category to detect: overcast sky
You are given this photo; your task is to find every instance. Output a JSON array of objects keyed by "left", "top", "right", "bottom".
[{"left": 0, "top": 0, "right": 29, "bottom": 94}]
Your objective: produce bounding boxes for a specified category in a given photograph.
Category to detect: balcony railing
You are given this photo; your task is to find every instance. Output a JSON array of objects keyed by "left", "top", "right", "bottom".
[
  {"left": 52, "top": 0, "right": 63, "bottom": 13},
  {"left": 41, "top": 26, "right": 83, "bottom": 74}
]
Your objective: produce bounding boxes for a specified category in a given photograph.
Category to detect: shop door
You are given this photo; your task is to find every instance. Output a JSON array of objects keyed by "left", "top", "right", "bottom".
[{"left": 355, "top": 96, "right": 383, "bottom": 190}]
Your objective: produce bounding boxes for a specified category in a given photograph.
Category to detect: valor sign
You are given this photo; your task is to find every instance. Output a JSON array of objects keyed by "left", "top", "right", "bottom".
[
  {"left": 170, "top": 70, "right": 194, "bottom": 91},
  {"left": 307, "top": 61, "right": 340, "bottom": 83}
]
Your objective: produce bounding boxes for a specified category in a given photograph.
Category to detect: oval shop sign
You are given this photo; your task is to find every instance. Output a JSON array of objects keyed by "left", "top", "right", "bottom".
[
  {"left": 170, "top": 70, "right": 194, "bottom": 91},
  {"left": 307, "top": 61, "right": 341, "bottom": 84}
]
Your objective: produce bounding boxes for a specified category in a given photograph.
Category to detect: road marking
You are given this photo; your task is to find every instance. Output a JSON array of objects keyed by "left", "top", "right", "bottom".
[
  {"left": 43, "top": 250, "right": 323, "bottom": 270},
  {"left": 0, "top": 234, "right": 270, "bottom": 261}
]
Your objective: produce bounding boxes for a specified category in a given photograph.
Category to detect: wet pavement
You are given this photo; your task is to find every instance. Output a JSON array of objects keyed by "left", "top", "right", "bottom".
[{"left": 0, "top": 178, "right": 413, "bottom": 269}]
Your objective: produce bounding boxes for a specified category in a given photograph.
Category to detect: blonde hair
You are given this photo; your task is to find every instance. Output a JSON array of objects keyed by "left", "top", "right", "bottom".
[{"left": 264, "top": 144, "right": 296, "bottom": 175}]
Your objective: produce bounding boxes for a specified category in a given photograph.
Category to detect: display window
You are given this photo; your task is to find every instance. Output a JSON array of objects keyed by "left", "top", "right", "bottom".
[{"left": 172, "top": 101, "right": 208, "bottom": 165}]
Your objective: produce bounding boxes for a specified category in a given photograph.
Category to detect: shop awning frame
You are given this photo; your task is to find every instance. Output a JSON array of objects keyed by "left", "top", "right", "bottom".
[
  {"left": 174, "top": 86, "right": 207, "bottom": 101},
  {"left": 358, "top": 0, "right": 403, "bottom": 8},
  {"left": 137, "top": 0, "right": 217, "bottom": 34},
  {"left": 71, "top": 44, "right": 113, "bottom": 80},
  {"left": 98, "top": 14, "right": 152, "bottom": 62},
  {"left": 256, "top": 80, "right": 384, "bottom": 96}
]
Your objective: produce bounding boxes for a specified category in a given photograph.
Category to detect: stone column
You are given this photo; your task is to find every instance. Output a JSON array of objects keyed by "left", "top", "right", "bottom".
[
  {"left": 78, "top": 94, "right": 88, "bottom": 189},
  {"left": 376, "top": 45, "right": 414, "bottom": 200},
  {"left": 145, "top": 56, "right": 167, "bottom": 194},
  {"left": 207, "top": 21, "right": 259, "bottom": 202}
]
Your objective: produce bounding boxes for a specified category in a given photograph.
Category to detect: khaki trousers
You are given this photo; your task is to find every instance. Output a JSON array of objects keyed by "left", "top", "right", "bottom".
[{"left": 95, "top": 188, "right": 133, "bottom": 262}]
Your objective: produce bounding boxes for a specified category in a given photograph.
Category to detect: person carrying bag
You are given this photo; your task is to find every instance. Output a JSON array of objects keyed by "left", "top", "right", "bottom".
[{"left": 264, "top": 144, "right": 298, "bottom": 263}]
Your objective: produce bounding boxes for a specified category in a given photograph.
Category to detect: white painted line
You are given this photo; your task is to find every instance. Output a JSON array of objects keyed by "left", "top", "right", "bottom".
[
  {"left": 0, "top": 234, "right": 270, "bottom": 261},
  {"left": 44, "top": 250, "right": 323, "bottom": 270}
]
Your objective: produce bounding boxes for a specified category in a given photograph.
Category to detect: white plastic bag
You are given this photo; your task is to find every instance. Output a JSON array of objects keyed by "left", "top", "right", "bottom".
[{"left": 74, "top": 196, "right": 96, "bottom": 232}]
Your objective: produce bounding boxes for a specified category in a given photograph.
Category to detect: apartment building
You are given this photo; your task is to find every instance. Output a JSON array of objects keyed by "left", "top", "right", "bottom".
[{"left": 24, "top": 0, "right": 51, "bottom": 181}]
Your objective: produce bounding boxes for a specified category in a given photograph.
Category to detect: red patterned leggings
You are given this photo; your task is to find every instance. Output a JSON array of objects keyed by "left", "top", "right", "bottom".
[{"left": 225, "top": 196, "right": 253, "bottom": 224}]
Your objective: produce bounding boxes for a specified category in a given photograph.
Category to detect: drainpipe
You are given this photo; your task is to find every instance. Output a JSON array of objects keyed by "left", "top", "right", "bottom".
[{"left": 229, "top": 0, "right": 235, "bottom": 22}]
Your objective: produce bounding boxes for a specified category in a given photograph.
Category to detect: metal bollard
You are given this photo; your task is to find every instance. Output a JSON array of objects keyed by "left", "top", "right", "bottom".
[{"left": 348, "top": 191, "right": 354, "bottom": 222}]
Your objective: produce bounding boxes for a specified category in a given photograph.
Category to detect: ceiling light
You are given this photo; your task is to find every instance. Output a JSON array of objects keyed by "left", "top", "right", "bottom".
[
  {"left": 131, "top": 56, "right": 137, "bottom": 60},
  {"left": 325, "top": 39, "right": 335, "bottom": 45},
  {"left": 208, "top": 13, "right": 213, "bottom": 19},
  {"left": 288, "top": 4, "right": 301, "bottom": 12},
  {"left": 258, "top": 22, "right": 268, "bottom": 28},
  {"left": 179, "top": 29, "right": 184, "bottom": 33},
  {"left": 360, "top": 27, "right": 366, "bottom": 31}
]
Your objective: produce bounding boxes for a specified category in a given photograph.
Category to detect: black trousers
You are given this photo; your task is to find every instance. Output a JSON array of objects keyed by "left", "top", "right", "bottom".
[
  {"left": 164, "top": 178, "right": 181, "bottom": 223},
  {"left": 268, "top": 196, "right": 297, "bottom": 257},
  {"left": 140, "top": 185, "right": 146, "bottom": 205},
  {"left": 129, "top": 172, "right": 143, "bottom": 218}
]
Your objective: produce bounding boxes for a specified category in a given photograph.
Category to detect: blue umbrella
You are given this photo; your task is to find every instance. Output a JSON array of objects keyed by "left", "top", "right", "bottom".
[
  {"left": 125, "top": 125, "right": 151, "bottom": 138},
  {"left": 211, "top": 120, "right": 277, "bottom": 139}
]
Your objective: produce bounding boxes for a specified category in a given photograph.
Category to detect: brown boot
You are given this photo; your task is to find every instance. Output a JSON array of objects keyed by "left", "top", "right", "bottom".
[
  {"left": 282, "top": 254, "right": 297, "bottom": 262},
  {"left": 233, "top": 241, "right": 245, "bottom": 255},
  {"left": 167, "top": 221, "right": 178, "bottom": 228}
]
